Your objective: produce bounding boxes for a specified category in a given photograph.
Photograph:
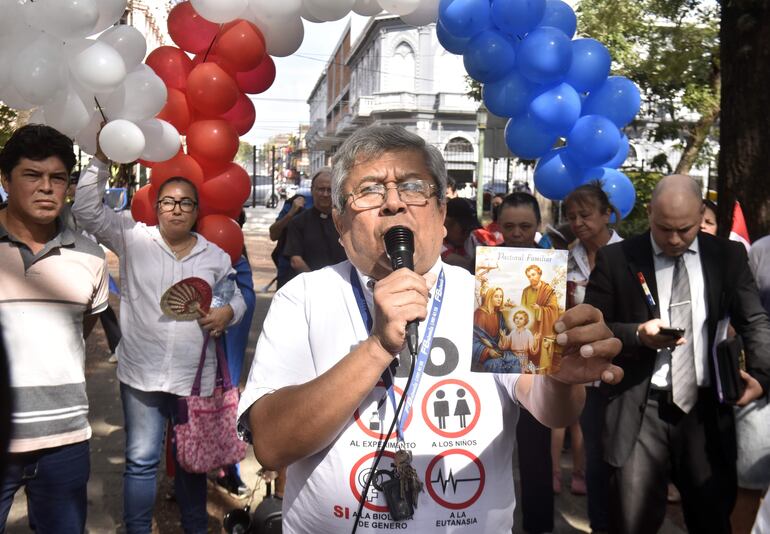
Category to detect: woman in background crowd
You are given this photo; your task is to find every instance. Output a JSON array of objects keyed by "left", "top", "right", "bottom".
[
  {"left": 72, "top": 143, "right": 245, "bottom": 534},
  {"left": 556, "top": 183, "right": 622, "bottom": 531}
]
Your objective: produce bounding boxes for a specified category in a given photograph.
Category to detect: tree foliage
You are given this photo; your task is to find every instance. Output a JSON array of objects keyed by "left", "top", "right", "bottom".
[
  {"left": 0, "top": 104, "right": 18, "bottom": 147},
  {"left": 577, "top": 0, "right": 720, "bottom": 174}
]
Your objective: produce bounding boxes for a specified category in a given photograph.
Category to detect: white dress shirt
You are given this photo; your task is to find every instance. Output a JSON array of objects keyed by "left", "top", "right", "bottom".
[
  {"left": 73, "top": 159, "right": 246, "bottom": 396},
  {"left": 650, "top": 235, "right": 709, "bottom": 388}
]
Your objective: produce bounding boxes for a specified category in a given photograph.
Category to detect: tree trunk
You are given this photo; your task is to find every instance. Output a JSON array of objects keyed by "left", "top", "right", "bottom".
[
  {"left": 718, "top": 0, "right": 770, "bottom": 240},
  {"left": 675, "top": 71, "right": 720, "bottom": 175}
]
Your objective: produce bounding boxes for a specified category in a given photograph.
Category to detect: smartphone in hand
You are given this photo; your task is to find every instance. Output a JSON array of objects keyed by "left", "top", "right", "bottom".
[{"left": 659, "top": 327, "right": 685, "bottom": 339}]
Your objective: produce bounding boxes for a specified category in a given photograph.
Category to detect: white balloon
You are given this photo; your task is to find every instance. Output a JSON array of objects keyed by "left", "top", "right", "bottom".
[
  {"left": 377, "top": 0, "right": 419, "bottom": 16},
  {"left": 92, "top": 0, "right": 128, "bottom": 35},
  {"left": 249, "top": 0, "right": 303, "bottom": 19},
  {"left": 99, "top": 119, "right": 145, "bottom": 163},
  {"left": 69, "top": 40, "right": 127, "bottom": 93},
  {"left": 97, "top": 25, "right": 147, "bottom": 71},
  {"left": 191, "top": 0, "right": 248, "bottom": 23},
  {"left": 25, "top": 0, "right": 99, "bottom": 39},
  {"left": 352, "top": 0, "right": 382, "bottom": 16},
  {"left": 43, "top": 85, "right": 93, "bottom": 137},
  {"left": 75, "top": 112, "right": 102, "bottom": 155},
  {"left": 252, "top": 13, "right": 305, "bottom": 57},
  {"left": 303, "top": 0, "right": 356, "bottom": 22},
  {"left": 104, "top": 65, "right": 167, "bottom": 122},
  {"left": 29, "top": 107, "right": 46, "bottom": 125},
  {"left": 137, "top": 119, "right": 181, "bottom": 163},
  {"left": 0, "top": 0, "right": 23, "bottom": 35},
  {"left": 11, "top": 34, "right": 64, "bottom": 105},
  {"left": 298, "top": 2, "right": 324, "bottom": 22},
  {"left": 399, "top": 0, "right": 439, "bottom": 25},
  {"left": 0, "top": 38, "right": 15, "bottom": 92},
  {"left": 0, "top": 84, "right": 35, "bottom": 111}
]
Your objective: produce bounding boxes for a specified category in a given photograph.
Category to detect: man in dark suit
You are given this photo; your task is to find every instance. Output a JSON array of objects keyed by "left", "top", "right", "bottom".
[{"left": 585, "top": 174, "right": 770, "bottom": 534}]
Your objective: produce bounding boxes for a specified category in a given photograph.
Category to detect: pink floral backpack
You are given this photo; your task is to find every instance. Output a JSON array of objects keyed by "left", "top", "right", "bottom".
[{"left": 175, "top": 332, "right": 247, "bottom": 473}]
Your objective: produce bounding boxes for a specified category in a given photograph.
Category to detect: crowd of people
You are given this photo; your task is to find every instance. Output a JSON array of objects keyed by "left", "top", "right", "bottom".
[{"left": 0, "top": 122, "right": 768, "bottom": 534}]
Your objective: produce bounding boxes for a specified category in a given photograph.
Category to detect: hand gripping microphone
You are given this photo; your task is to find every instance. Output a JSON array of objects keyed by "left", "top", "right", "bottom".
[{"left": 384, "top": 226, "right": 420, "bottom": 357}]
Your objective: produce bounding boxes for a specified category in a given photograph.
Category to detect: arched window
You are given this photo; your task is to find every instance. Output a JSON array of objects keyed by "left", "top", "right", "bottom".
[
  {"left": 445, "top": 137, "right": 474, "bottom": 153},
  {"left": 390, "top": 42, "right": 415, "bottom": 92}
]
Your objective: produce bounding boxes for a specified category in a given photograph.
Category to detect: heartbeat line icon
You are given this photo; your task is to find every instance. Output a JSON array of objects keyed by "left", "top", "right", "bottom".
[{"left": 430, "top": 467, "right": 481, "bottom": 494}]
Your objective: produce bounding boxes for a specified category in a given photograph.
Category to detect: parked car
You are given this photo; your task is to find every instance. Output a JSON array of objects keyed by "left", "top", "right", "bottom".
[{"left": 243, "top": 176, "right": 279, "bottom": 208}]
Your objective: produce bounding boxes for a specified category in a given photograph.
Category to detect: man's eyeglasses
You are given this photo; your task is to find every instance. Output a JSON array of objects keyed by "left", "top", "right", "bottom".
[
  {"left": 157, "top": 197, "right": 197, "bottom": 213},
  {"left": 346, "top": 180, "right": 437, "bottom": 211}
]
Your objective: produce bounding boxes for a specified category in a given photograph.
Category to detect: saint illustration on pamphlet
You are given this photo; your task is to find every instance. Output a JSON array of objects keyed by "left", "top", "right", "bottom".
[{"left": 471, "top": 246, "right": 568, "bottom": 374}]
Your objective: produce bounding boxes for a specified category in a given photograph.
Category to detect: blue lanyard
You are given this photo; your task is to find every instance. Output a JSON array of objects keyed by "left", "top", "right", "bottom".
[{"left": 349, "top": 265, "right": 445, "bottom": 442}]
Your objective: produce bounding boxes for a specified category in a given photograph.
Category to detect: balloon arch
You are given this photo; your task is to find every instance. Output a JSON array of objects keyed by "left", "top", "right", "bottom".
[{"left": 0, "top": 0, "right": 640, "bottom": 262}]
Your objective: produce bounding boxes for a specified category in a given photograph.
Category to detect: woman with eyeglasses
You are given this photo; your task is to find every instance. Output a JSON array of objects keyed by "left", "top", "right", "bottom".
[{"left": 72, "top": 145, "right": 245, "bottom": 534}]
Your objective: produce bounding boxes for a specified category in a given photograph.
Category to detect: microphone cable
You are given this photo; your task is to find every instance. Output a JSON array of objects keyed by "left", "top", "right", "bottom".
[{"left": 350, "top": 352, "right": 417, "bottom": 534}]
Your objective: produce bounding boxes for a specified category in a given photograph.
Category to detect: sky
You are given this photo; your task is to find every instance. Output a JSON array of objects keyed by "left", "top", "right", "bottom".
[{"left": 242, "top": 13, "right": 369, "bottom": 147}]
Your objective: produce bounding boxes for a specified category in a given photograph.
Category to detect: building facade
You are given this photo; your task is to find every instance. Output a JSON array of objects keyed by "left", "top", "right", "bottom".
[{"left": 305, "top": 15, "right": 489, "bottom": 188}]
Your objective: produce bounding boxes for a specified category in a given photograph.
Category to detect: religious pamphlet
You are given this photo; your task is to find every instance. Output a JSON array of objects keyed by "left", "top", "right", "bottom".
[{"left": 471, "top": 246, "right": 568, "bottom": 374}]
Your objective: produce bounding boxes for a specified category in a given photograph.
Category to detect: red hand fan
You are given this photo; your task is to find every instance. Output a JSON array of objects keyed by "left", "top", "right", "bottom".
[{"left": 160, "top": 277, "right": 212, "bottom": 320}]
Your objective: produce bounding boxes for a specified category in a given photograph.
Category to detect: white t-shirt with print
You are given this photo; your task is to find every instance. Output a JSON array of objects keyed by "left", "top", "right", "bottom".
[{"left": 238, "top": 260, "right": 521, "bottom": 534}]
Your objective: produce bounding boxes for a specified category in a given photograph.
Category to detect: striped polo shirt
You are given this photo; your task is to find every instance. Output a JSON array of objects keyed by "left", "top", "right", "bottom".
[{"left": 0, "top": 217, "right": 109, "bottom": 453}]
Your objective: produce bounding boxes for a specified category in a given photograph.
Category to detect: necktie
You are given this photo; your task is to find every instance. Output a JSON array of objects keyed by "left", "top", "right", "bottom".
[{"left": 670, "top": 255, "right": 697, "bottom": 413}]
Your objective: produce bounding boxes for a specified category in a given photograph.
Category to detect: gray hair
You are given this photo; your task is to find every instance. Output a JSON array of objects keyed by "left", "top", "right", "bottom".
[{"left": 331, "top": 124, "right": 448, "bottom": 212}]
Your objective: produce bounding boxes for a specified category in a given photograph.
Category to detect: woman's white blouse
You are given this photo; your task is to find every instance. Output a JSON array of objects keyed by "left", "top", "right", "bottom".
[{"left": 73, "top": 160, "right": 246, "bottom": 396}]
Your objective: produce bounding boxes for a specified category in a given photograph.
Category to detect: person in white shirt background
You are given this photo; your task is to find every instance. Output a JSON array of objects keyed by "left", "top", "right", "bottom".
[{"left": 72, "top": 140, "right": 245, "bottom": 534}]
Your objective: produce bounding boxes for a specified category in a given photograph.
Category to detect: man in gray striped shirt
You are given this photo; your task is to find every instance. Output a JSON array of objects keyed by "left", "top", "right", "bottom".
[{"left": 0, "top": 125, "right": 109, "bottom": 533}]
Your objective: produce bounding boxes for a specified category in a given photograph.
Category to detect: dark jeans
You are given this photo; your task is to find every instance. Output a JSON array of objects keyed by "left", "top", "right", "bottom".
[
  {"left": 0, "top": 441, "right": 90, "bottom": 533},
  {"left": 579, "top": 387, "right": 609, "bottom": 531},
  {"left": 516, "top": 408, "right": 553, "bottom": 534}
]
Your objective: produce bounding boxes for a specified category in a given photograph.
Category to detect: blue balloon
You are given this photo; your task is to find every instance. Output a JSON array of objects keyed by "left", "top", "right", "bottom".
[
  {"left": 566, "top": 114, "right": 621, "bottom": 168},
  {"left": 540, "top": 0, "right": 577, "bottom": 38},
  {"left": 490, "top": 0, "right": 546, "bottom": 38},
  {"left": 601, "top": 133, "right": 630, "bottom": 168},
  {"left": 529, "top": 82, "right": 581, "bottom": 136},
  {"left": 601, "top": 168, "right": 636, "bottom": 218},
  {"left": 463, "top": 29, "right": 517, "bottom": 83},
  {"left": 565, "top": 38, "right": 611, "bottom": 93},
  {"left": 437, "top": 20, "right": 471, "bottom": 55},
  {"left": 439, "top": 0, "right": 491, "bottom": 39},
  {"left": 534, "top": 147, "right": 583, "bottom": 200},
  {"left": 504, "top": 113, "right": 558, "bottom": 159},
  {"left": 583, "top": 76, "right": 642, "bottom": 127},
  {"left": 517, "top": 26, "right": 573, "bottom": 85},
  {"left": 483, "top": 69, "right": 537, "bottom": 118}
]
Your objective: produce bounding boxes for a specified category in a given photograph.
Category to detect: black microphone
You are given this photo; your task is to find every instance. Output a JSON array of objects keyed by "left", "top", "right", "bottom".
[{"left": 384, "top": 226, "right": 419, "bottom": 356}]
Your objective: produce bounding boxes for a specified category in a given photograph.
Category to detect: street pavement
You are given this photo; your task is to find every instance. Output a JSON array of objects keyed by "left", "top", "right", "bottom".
[{"left": 5, "top": 203, "right": 686, "bottom": 533}]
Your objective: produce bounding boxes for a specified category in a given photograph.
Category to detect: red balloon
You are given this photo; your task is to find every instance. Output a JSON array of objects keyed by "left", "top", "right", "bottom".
[
  {"left": 213, "top": 20, "right": 266, "bottom": 72},
  {"left": 191, "top": 53, "right": 238, "bottom": 78},
  {"left": 156, "top": 88, "right": 192, "bottom": 134},
  {"left": 201, "top": 163, "right": 251, "bottom": 213},
  {"left": 145, "top": 46, "right": 193, "bottom": 91},
  {"left": 187, "top": 120, "right": 239, "bottom": 164},
  {"left": 196, "top": 215, "right": 244, "bottom": 265},
  {"left": 168, "top": 1, "right": 220, "bottom": 54},
  {"left": 192, "top": 153, "right": 231, "bottom": 177},
  {"left": 221, "top": 92, "right": 255, "bottom": 136},
  {"left": 236, "top": 55, "right": 276, "bottom": 95},
  {"left": 150, "top": 153, "right": 205, "bottom": 191},
  {"left": 198, "top": 201, "right": 241, "bottom": 221},
  {"left": 131, "top": 184, "right": 159, "bottom": 226},
  {"left": 186, "top": 63, "right": 239, "bottom": 115}
]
